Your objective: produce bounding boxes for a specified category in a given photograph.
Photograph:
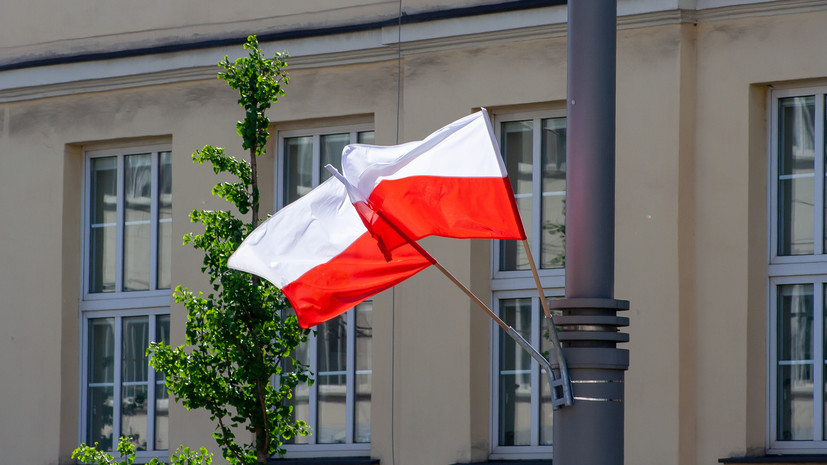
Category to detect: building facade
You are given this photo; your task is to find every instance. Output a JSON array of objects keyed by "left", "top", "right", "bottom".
[{"left": 1, "top": 0, "right": 825, "bottom": 463}]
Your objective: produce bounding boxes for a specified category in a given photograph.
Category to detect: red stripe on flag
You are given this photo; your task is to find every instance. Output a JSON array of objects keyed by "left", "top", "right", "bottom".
[
  {"left": 282, "top": 232, "right": 432, "bottom": 328},
  {"left": 364, "top": 175, "right": 527, "bottom": 253}
]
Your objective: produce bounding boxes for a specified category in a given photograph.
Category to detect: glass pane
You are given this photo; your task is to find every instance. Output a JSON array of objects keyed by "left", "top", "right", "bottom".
[
  {"left": 155, "top": 315, "right": 170, "bottom": 450},
  {"left": 157, "top": 151, "right": 172, "bottom": 290},
  {"left": 122, "top": 317, "right": 149, "bottom": 449},
  {"left": 778, "top": 96, "right": 815, "bottom": 256},
  {"left": 357, "top": 131, "right": 375, "bottom": 145},
  {"left": 354, "top": 302, "right": 372, "bottom": 443},
  {"left": 155, "top": 382, "right": 169, "bottom": 450},
  {"left": 500, "top": 121, "right": 533, "bottom": 271},
  {"left": 539, "top": 302, "right": 560, "bottom": 446},
  {"left": 123, "top": 317, "right": 149, "bottom": 383},
  {"left": 284, "top": 136, "right": 313, "bottom": 204},
  {"left": 89, "top": 318, "right": 115, "bottom": 383},
  {"left": 541, "top": 118, "right": 567, "bottom": 269},
  {"left": 777, "top": 284, "right": 814, "bottom": 440},
  {"left": 320, "top": 133, "right": 350, "bottom": 182},
  {"left": 317, "top": 314, "right": 347, "bottom": 444},
  {"left": 123, "top": 153, "right": 152, "bottom": 291},
  {"left": 121, "top": 384, "right": 148, "bottom": 450},
  {"left": 498, "top": 298, "right": 532, "bottom": 446},
  {"left": 89, "top": 157, "right": 117, "bottom": 293},
  {"left": 284, "top": 335, "right": 310, "bottom": 444},
  {"left": 88, "top": 386, "right": 114, "bottom": 450},
  {"left": 88, "top": 317, "right": 115, "bottom": 450}
]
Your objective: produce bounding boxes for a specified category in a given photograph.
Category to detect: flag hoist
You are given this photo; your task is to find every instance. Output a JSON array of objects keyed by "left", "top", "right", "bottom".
[{"left": 228, "top": 109, "right": 573, "bottom": 407}]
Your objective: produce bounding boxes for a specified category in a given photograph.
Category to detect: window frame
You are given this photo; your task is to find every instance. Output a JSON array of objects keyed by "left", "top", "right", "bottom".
[
  {"left": 489, "top": 109, "right": 566, "bottom": 460},
  {"left": 489, "top": 291, "right": 562, "bottom": 460},
  {"left": 491, "top": 109, "right": 567, "bottom": 286},
  {"left": 79, "top": 144, "right": 172, "bottom": 459},
  {"left": 768, "top": 87, "right": 827, "bottom": 453},
  {"left": 79, "top": 308, "right": 171, "bottom": 460},
  {"left": 275, "top": 123, "right": 374, "bottom": 210},
  {"left": 275, "top": 124, "right": 374, "bottom": 457}
]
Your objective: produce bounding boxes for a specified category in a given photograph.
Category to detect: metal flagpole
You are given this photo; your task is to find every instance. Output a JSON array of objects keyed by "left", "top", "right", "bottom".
[
  {"left": 550, "top": 1, "right": 630, "bottom": 464},
  {"left": 521, "top": 239, "right": 573, "bottom": 407}
]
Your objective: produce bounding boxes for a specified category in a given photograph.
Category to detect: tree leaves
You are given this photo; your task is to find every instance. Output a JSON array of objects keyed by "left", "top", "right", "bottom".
[{"left": 147, "top": 36, "right": 310, "bottom": 465}]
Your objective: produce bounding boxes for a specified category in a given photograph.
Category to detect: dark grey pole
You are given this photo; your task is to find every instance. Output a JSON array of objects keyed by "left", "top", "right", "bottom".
[{"left": 551, "top": 1, "right": 630, "bottom": 464}]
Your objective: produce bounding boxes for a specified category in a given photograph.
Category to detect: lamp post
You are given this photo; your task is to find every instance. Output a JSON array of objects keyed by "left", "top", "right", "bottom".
[{"left": 550, "top": 1, "right": 630, "bottom": 464}]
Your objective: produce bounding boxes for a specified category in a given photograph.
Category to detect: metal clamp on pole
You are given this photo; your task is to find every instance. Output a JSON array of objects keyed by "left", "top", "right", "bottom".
[{"left": 506, "top": 323, "right": 573, "bottom": 408}]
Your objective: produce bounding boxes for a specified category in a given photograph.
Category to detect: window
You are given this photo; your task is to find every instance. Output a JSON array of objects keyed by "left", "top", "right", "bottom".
[
  {"left": 769, "top": 89, "right": 827, "bottom": 452},
  {"left": 277, "top": 125, "right": 374, "bottom": 207},
  {"left": 490, "top": 110, "right": 566, "bottom": 459},
  {"left": 277, "top": 125, "right": 374, "bottom": 456},
  {"left": 81, "top": 145, "right": 172, "bottom": 459}
]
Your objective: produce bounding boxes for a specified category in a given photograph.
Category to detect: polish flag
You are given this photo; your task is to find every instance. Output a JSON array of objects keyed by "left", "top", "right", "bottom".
[
  {"left": 227, "top": 178, "right": 431, "bottom": 328},
  {"left": 339, "top": 109, "right": 526, "bottom": 256}
]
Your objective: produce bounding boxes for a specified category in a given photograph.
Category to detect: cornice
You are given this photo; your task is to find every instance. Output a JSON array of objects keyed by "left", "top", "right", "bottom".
[
  {"left": 2, "top": 0, "right": 827, "bottom": 103},
  {"left": 695, "top": 0, "right": 827, "bottom": 22}
]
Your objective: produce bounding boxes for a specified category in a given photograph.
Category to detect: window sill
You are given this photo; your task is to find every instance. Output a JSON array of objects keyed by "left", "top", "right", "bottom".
[
  {"left": 269, "top": 457, "right": 378, "bottom": 465},
  {"left": 720, "top": 455, "right": 827, "bottom": 463},
  {"left": 454, "top": 461, "right": 554, "bottom": 465}
]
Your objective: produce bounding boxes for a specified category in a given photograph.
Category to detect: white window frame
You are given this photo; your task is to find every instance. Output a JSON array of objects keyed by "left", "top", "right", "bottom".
[
  {"left": 491, "top": 109, "right": 566, "bottom": 288},
  {"left": 275, "top": 124, "right": 373, "bottom": 209},
  {"left": 276, "top": 124, "right": 374, "bottom": 457},
  {"left": 489, "top": 291, "right": 562, "bottom": 460},
  {"left": 280, "top": 307, "right": 372, "bottom": 458},
  {"left": 80, "top": 145, "right": 172, "bottom": 460},
  {"left": 768, "top": 87, "right": 827, "bottom": 453},
  {"left": 79, "top": 308, "right": 170, "bottom": 461},
  {"left": 489, "top": 110, "right": 566, "bottom": 460}
]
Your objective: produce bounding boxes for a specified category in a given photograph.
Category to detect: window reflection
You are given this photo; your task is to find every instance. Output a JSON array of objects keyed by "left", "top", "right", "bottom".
[{"left": 777, "top": 284, "right": 814, "bottom": 441}]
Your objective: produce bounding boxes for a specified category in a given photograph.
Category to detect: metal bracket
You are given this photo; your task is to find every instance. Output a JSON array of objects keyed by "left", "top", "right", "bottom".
[{"left": 506, "top": 317, "right": 573, "bottom": 409}]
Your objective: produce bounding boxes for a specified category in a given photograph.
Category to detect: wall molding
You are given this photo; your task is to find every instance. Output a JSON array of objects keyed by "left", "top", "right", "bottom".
[{"left": 2, "top": 0, "right": 826, "bottom": 103}]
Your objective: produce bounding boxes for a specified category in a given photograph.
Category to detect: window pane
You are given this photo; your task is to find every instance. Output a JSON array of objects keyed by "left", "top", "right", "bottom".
[
  {"left": 157, "top": 151, "right": 172, "bottom": 290},
  {"left": 121, "top": 385, "right": 148, "bottom": 450},
  {"left": 500, "top": 121, "right": 533, "bottom": 271},
  {"left": 284, "top": 136, "right": 313, "bottom": 204},
  {"left": 89, "top": 157, "right": 117, "bottom": 293},
  {"left": 88, "top": 386, "right": 114, "bottom": 450},
  {"left": 89, "top": 318, "right": 115, "bottom": 383},
  {"left": 541, "top": 118, "right": 566, "bottom": 269},
  {"left": 539, "top": 303, "right": 560, "bottom": 446},
  {"left": 354, "top": 302, "right": 372, "bottom": 443},
  {"left": 778, "top": 96, "right": 815, "bottom": 256},
  {"left": 777, "top": 284, "right": 814, "bottom": 440},
  {"left": 155, "top": 315, "right": 170, "bottom": 450},
  {"left": 122, "top": 317, "right": 149, "bottom": 450},
  {"left": 123, "top": 317, "right": 149, "bottom": 383},
  {"left": 88, "top": 318, "right": 115, "bottom": 450},
  {"left": 320, "top": 133, "right": 349, "bottom": 183},
  {"left": 357, "top": 131, "right": 375, "bottom": 145},
  {"left": 317, "top": 314, "right": 347, "bottom": 444},
  {"left": 284, "top": 337, "right": 310, "bottom": 444},
  {"left": 498, "top": 298, "right": 532, "bottom": 446},
  {"left": 123, "top": 154, "right": 152, "bottom": 291}
]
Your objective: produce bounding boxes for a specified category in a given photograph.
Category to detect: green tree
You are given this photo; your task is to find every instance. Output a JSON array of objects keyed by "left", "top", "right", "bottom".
[
  {"left": 148, "top": 36, "right": 311, "bottom": 465},
  {"left": 73, "top": 437, "right": 212, "bottom": 465}
]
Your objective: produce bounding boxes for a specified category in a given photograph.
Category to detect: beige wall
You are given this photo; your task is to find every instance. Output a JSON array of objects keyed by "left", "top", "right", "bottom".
[{"left": 5, "top": 2, "right": 827, "bottom": 464}]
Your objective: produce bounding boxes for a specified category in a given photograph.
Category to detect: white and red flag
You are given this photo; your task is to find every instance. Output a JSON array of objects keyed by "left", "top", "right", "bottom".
[
  {"left": 339, "top": 109, "right": 526, "bottom": 256},
  {"left": 227, "top": 177, "right": 431, "bottom": 328}
]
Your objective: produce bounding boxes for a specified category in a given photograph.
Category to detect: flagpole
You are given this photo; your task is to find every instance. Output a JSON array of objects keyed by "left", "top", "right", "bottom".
[
  {"left": 521, "top": 239, "right": 552, "bottom": 319},
  {"left": 520, "top": 238, "right": 572, "bottom": 407},
  {"left": 381, "top": 220, "right": 511, "bottom": 331}
]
